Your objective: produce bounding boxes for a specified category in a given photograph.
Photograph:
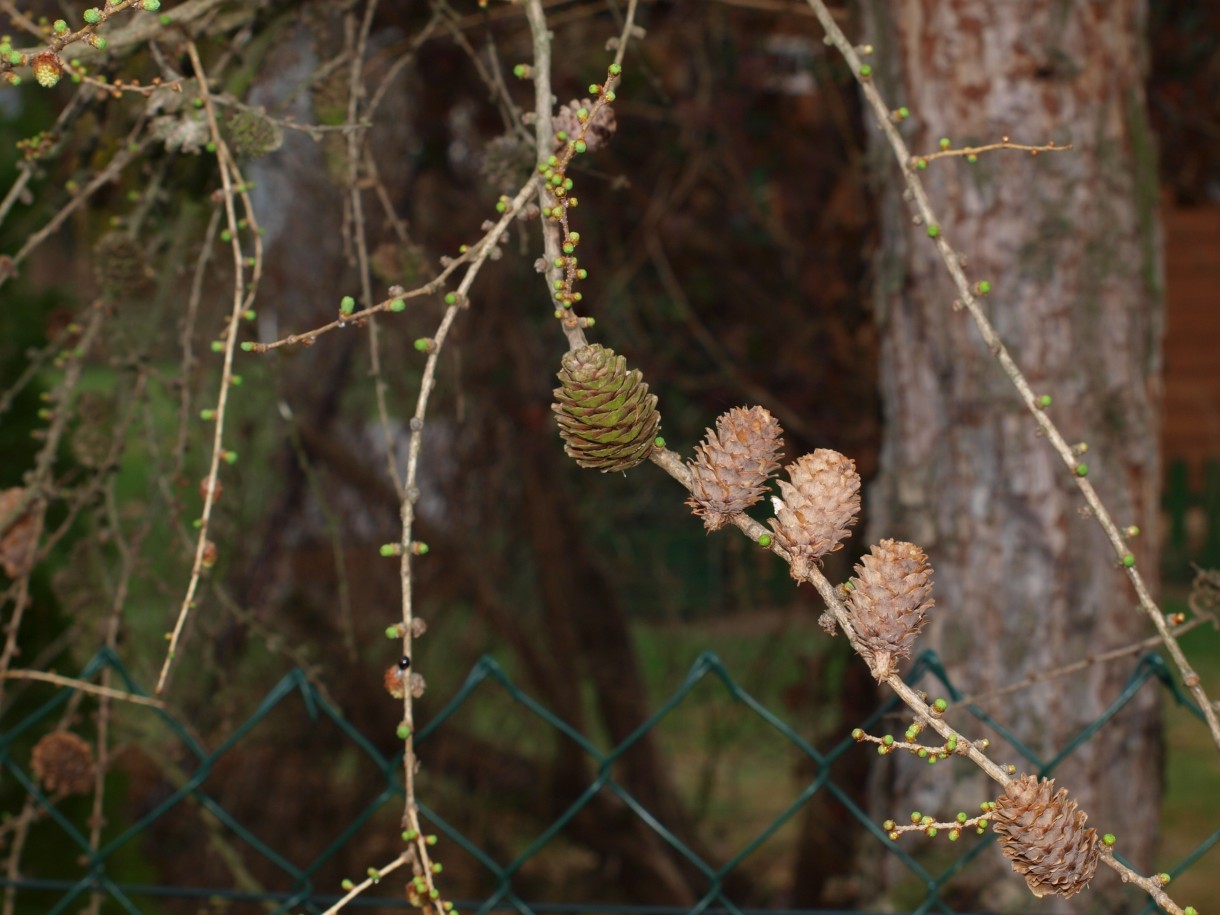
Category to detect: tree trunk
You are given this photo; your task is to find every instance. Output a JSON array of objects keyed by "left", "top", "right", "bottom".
[{"left": 859, "top": 2, "right": 1163, "bottom": 911}]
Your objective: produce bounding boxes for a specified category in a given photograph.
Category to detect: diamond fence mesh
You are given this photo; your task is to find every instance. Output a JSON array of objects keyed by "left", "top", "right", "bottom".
[{"left": 0, "top": 648, "right": 1214, "bottom": 915}]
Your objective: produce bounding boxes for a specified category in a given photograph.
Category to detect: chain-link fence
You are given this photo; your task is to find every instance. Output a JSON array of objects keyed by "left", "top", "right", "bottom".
[{"left": 1, "top": 647, "right": 1214, "bottom": 915}]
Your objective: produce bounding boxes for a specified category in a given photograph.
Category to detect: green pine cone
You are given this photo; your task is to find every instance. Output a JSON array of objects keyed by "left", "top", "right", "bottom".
[{"left": 552, "top": 344, "right": 660, "bottom": 472}]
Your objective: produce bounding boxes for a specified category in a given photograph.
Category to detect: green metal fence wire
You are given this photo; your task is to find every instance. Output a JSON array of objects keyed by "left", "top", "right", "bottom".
[{"left": 0, "top": 646, "right": 1215, "bottom": 915}]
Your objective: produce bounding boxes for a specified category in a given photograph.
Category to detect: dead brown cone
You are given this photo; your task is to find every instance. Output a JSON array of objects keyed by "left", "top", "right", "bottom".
[
  {"left": 0, "top": 488, "right": 42, "bottom": 579},
  {"left": 847, "top": 539, "right": 935, "bottom": 680},
  {"left": 553, "top": 98, "right": 616, "bottom": 152},
  {"left": 686, "top": 406, "right": 784, "bottom": 531},
  {"left": 31, "top": 731, "right": 95, "bottom": 796},
  {"left": 768, "top": 450, "right": 860, "bottom": 580},
  {"left": 992, "top": 774, "right": 1100, "bottom": 899}
]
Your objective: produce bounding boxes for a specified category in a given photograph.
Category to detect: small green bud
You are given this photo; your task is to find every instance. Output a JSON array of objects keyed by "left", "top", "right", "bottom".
[
  {"left": 367, "top": 867, "right": 380, "bottom": 880},
  {"left": 200, "top": 409, "right": 215, "bottom": 420},
  {"left": 851, "top": 728, "right": 864, "bottom": 740},
  {"left": 444, "top": 292, "right": 457, "bottom": 305},
  {"left": 1038, "top": 394, "right": 1052, "bottom": 407},
  {"left": 608, "top": 63, "right": 621, "bottom": 76},
  {"left": 858, "top": 64, "right": 872, "bottom": 77},
  {"left": 84, "top": 8, "right": 101, "bottom": 23},
  {"left": 211, "top": 340, "right": 224, "bottom": 352},
  {"left": 389, "top": 298, "right": 405, "bottom": 312},
  {"left": 1074, "top": 463, "right": 1088, "bottom": 477},
  {"left": 956, "top": 811, "right": 968, "bottom": 823},
  {"left": 240, "top": 341, "right": 254, "bottom": 352},
  {"left": 379, "top": 543, "right": 401, "bottom": 557},
  {"left": 396, "top": 724, "right": 411, "bottom": 740},
  {"left": 431, "top": 862, "right": 443, "bottom": 874},
  {"left": 512, "top": 63, "right": 527, "bottom": 79},
  {"left": 576, "top": 268, "right": 588, "bottom": 279},
  {"left": 495, "top": 199, "right": 506, "bottom": 213},
  {"left": 229, "top": 374, "right": 242, "bottom": 386},
  {"left": 340, "top": 295, "right": 355, "bottom": 314},
  {"left": 222, "top": 451, "right": 238, "bottom": 464},
  {"left": 411, "top": 541, "right": 429, "bottom": 555},
  {"left": 53, "top": 19, "right": 68, "bottom": 33},
  {"left": 205, "top": 141, "right": 217, "bottom": 154},
  {"left": 385, "top": 625, "right": 400, "bottom": 638},
  {"left": 897, "top": 106, "right": 910, "bottom": 119},
  {"left": 142, "top": 0, "right": 161, "bottom": 10},
  {"left": 425, "top": 834, "right": 438, "bottom": 846},
  {"left": 948, "top": 829, "right": 959, "bottom": 841},
  {"left": 605, "top": 90, "right": 616, "bottom": 101},
  {"left": 933, "top": 697, "right": 948, "bottom": 712},
  {"left": 967, "top": 153, "right": 978, "bottom": 163},
  {"left": 883, "top": 734, "right": 894, "bottom": 746},
  {"left": 976, "top": 280, "right": 992, "bottom": 294},
  {"left": 1158, "top": 873, "right": 1170, "bottom": 885},
  {"left": 340, "top": 879, "right": 354, "bottom": 891},
  {"left": 220, "top": 229, "right": 232, "bottom": 242},
  {"left": 938, "top": 137, "right": 950, "bottom": 150},
  {"left": 243, "top": 310, "right": 255, "bottom": 321},
  {"left": 757, "top": 533, "right": 772, "bottom": 547},
  {"left": 1121, "top": 553, "right": 1135, "bottom": 568},
  {"left": 160, "top": 13, "right": 171, "bottom": 25},
  {"left": 414, "top": 338, "right": 434, "bottom": 352},
  {"left": 1103, "top": 833, "right": 1116, "bottom": 847},
  {"left": 926, "top": 224, "right": 940, "bottom": 238},
  {"left": 1126, "top": 525, "right": 1140, "bottom": 537},
  {"left": 574, "top": 140, "right": 587, "bottom": 154},
  {"left": 909, "top": 811, "right": 922, "bottom": 824}
]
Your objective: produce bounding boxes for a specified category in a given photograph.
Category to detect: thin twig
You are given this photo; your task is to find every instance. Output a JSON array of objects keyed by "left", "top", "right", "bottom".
[
  {"left": 960, "top": 613, "right": 1215, "bottom": 707},
  {"left": 156, "top": 40, "right": 256, "bottom": 695},
  {"left": 912, "top": 138, "right": 1071, "bottom": 165},
  {"left": 319, "top": 854, "right": 408, "bottom": 915},
  {"left": 0, "top": 669, "right": 164, "bottom": 708}
]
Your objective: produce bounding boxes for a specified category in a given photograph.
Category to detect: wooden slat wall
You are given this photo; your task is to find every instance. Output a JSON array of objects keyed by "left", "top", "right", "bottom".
[{"left": 1163, "top": 204, "right": 1220, "bottom": 488}]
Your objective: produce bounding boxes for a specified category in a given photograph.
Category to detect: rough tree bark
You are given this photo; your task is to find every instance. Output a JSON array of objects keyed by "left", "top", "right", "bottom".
[{"left": 859, "top": 2, "right": 1162, "bottom": 911}]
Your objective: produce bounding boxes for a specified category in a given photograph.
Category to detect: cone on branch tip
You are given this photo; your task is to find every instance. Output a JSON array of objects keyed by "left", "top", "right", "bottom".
[
  {"left": 847, "top": 539, "right": 935, "bottom": 680},
  {"left": 687, "top": 406, "right": 784, "bottom": 531},
  {"left": 992, "top": 775, "right": 1100, "bottom": 899},
  {"left": 553, "top": 344, "right": 660, "bottom": 473},
  {"left": 768, "top": 449, "right": 860, "bottom": 580}
]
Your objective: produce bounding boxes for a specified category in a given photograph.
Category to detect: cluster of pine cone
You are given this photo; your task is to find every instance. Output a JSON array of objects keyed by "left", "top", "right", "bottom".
[{"left": 551, "top": 342, "right": 1101, "bottom": 900}]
